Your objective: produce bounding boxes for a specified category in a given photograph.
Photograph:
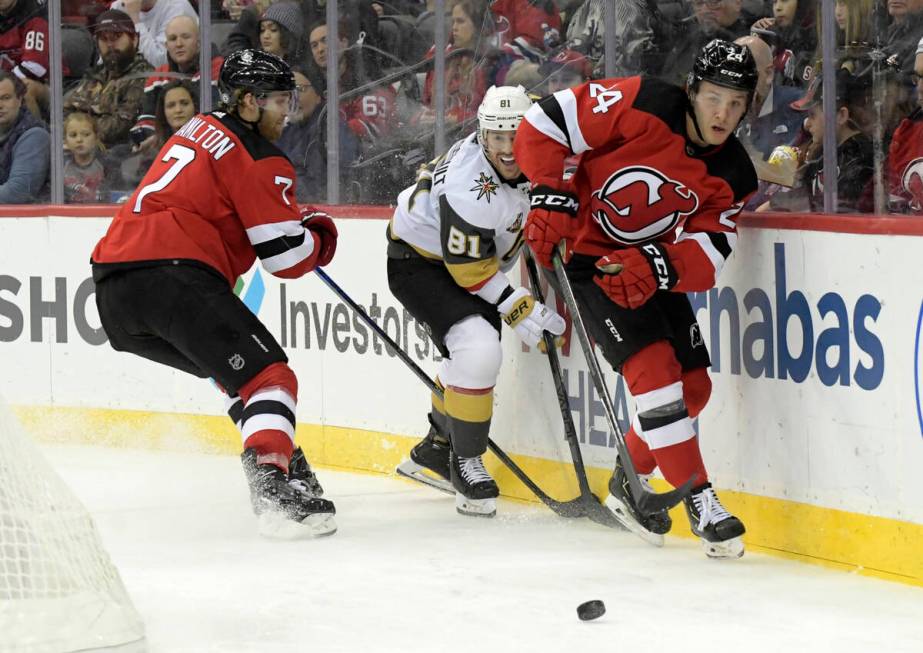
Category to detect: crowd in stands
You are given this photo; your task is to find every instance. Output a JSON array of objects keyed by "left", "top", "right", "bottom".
[{"left": 0, "top": 0, "right": 921, "bottom": 214}]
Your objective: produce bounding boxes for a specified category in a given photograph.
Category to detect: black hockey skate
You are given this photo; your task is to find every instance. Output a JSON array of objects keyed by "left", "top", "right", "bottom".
[
  {"left": 450, "top": 452, "right": 499, "bottom": 518},
  {"left": 604, "top": 457, "right": 672, "bottom": 547},
  {"left": 683, "top": 482, "right": 745, "bottom": 559},
  {"left": 395, "top": 416, "right": 454, "bottom": 494},
  {"left": 241, "top": 448, "right": 336, "bottom": 539},
  {"left": 289, "top": 446, "right": 324, "bottom": 497}
]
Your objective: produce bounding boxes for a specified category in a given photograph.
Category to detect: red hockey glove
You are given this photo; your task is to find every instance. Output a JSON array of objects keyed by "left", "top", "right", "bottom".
[
  {"left": 593, "top": 242, "right": 678, "bottom": 309},
  {"left": 524, "top": 185, "right": 580, "bottom": 268},
  {"left": 301, "top": 208, "right": 338, "bottom": 268}
]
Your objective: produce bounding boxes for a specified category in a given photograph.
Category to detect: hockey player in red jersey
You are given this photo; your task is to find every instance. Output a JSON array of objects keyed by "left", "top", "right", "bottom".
[
  {"left": 515, "top": 40, "right": 758, "bottom": 558},
  {"left": 91, "top": 49, "right": 338, "bottom": 538}
]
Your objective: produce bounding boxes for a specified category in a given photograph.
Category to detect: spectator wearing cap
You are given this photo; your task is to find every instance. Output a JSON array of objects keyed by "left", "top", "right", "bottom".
[
  {"left": 0, "top": 70, "right": 48, "bottom": 203},
  {"left": 762, "top": 70, "right": 874, "bottom": 213},
  {"left": 109, "top": 0, "right": 198, "bottom": 68},
  {"left": 276, "top": 66, "right": 360, "bottom": 202},
  {"left": 0, "top": 0, "right": 50, "bottom": 118},
  {"left": 887, "top": 36, "right": 923, "bottom": 214},
  {"left": 259, "top": 2, "right": 306, "bottom": 66},
  {"left": 735, "top": 35, "right": 803, "bottom": 158},
  {"left": 538, "top": 49, "right": 591, "bottom": 94},
  {"left": 63, "top": 9, "right": 154, "bottom": 148},
  {"left": 130, "top": 14, "right": 223, "bottom": 146}
]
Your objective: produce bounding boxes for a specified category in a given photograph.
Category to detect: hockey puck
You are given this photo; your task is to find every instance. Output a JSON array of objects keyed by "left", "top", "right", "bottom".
[{"left": 576, "top": 600, "right": 606, "bottom": 621}]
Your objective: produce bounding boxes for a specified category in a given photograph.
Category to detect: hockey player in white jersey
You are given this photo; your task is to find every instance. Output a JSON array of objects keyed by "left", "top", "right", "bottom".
[{"left": 388, "top": 86, "right": 566, "bottom": 517}]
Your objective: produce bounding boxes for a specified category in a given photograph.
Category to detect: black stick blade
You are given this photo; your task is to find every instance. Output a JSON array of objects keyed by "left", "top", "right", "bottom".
[{"left": 635, "top": 474, "right": 696, "bottom": 516}]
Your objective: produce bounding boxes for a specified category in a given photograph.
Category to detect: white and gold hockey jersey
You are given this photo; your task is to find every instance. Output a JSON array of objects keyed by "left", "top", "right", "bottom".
[{"left": 390, "top": 133, "right": 531, "bottom": 294}]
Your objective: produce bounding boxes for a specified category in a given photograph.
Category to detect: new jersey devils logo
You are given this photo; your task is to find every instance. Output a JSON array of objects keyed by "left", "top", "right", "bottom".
[
  {"left": 902, "top": 158, "right": 923, "bottom": 212},
  {"left": 591, "top": 166, "right": 699, "bottom": 244}
]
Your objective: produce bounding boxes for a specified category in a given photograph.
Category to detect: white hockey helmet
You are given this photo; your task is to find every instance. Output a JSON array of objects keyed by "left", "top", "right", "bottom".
[{"left": 477, "top": 85, "right": 532, "bottom": 137}]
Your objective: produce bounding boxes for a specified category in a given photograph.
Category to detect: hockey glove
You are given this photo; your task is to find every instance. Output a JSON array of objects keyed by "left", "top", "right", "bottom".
[
  {"left": 593, "top": 243, "right": 678, "bottom": 309},
  {"left": 524, "top": 185, "right": 580, "bottom": 269},
  {"left": 301, "top": 209, "right": 338, "bottom": 268},
  {"left": 497, "top": 287, "right": 566, "bottom": 351}
]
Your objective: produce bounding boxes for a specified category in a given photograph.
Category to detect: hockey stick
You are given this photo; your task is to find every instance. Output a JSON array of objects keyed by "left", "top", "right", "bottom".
[
  {"left": 314, "top": 267, "right": 615, "bottom": 522},
  {"left": 523, "top": 251, "right": 621, "bottom": 528},
  {"left": 549, "top": 247, "right": 695, "bottom": 517}
]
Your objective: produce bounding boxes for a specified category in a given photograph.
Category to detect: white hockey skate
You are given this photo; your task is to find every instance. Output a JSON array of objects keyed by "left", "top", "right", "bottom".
[
  {"left": 684, "top": 483, "right": 745, "bottom": 559},
  {"left": 450, "top": 452, "right": 498, "bottom": 518}
]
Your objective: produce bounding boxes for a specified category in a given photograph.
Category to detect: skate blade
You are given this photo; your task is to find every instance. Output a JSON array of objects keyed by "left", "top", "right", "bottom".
[
  {"left": 604, "top": 495, "right": 665, "bottom": 547},
  {"left": 455, "top": 493, "right": 496, "bottom": 518},
  {"left": 257, "top": 510, "right": 338, "bottom": 540},
  {"left": 395, "top": 459, "right": 454, "bottom": 494},
  {"left": 701, "top": 535, "right": 744, "bottom": 559}
]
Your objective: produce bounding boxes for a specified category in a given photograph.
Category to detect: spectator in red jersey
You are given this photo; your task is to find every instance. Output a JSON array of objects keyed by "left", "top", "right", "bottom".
[
  {"left": 417, "top": 0, "right": 506, "bottom": 129},
  {"left": 109, "top": 0, "right": 198, "bottom": 68},
  {"left": 0, "top": 0, "right": 49, "bottom": 117},
  {"left": 64, "top": 9, "right": 154, "bottom": 148},
  {"left": 0, "top": 69, "right": 47, "bottom": 203},
  {"left": 306, "top": 18, "right": 396, "bottom": 144},
  {"left": 492, "top": 0, "right": 562, "bottom": 62},
  {"left": 130, "top": 14, "right": 222, "bottom": 147},
  {"left": 887, "top": 38, "right": 923, "bottom": 214}
]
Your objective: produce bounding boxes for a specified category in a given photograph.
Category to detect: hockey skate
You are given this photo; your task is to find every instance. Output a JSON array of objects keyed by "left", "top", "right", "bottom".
[
  {"left": 684, "top": 483, "right": 745, "bottom": 559},
  {"left": 395, "top": 416, "right": 454, "bottom": 494},
  {"left": 450, "top": 452, "right": 499, "bottom": 518},
  {"left": 241, "top": 449, "right": 337, "bottom": 539},
  {"left": 604, "top": 457, "right": 672, "bottom": 547},
  {"left": 289, "top": 446, "right": 325, "bottom": 497}
]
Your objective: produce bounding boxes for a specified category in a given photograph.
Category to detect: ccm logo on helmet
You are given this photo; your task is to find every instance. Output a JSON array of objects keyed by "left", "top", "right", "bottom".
[{"left": 591, "top": 166, "right": 699, "bottom": 244}]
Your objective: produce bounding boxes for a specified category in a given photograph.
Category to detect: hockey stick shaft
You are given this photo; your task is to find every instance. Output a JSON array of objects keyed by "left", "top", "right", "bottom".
[
  {"left": 312, "top": 267, "right": 580, "bottom": 513},
  {"left": 549, "top": 248, "right": 694, "bottom": 516},
  {"left": 523, "top": 252, "right": 593, "bottom": 498}
]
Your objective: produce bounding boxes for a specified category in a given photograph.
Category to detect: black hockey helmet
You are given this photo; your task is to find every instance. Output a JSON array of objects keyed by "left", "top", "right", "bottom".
[
  {"left": 218, "top": 48, "right": 296, "bottom": 110},
  {"left": 687, "top": 39, "right": 758, "bottom": 98}
]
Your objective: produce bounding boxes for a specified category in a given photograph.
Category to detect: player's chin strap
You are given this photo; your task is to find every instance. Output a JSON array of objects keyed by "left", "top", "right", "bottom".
[{"left": 685, "top": 91, "right": 707, "bottom": 145}]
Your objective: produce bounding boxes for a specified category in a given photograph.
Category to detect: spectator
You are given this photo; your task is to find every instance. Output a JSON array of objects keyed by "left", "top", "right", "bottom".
[
  {"left": 276, "top": 66, "right": 360, "bottom": 202},
  {"left": 492, "top": 0, "right": 563, "bottom": 62},
  {"left": 299, "top": 0, "right": 381, "bottom": 65},
  {"left": 662, "top": 0, "right": 764, "bottom": 83},
  {"left": 735, "top": 34, "right": 804, "bottom": 157},
  {"left": 563, "top": 0, "right": 668, "bottom": 75},
  {"left": 63, "top": 112, "right": 110, "bottom": 203},
  {"left": 109, "top": 0, "right": 198, "bottom": 68},
  {"left": 882, "top": 0, "right": 923, "bottom": 76},
  {"left": 887, "top": 37, "right": 923, "bottom": 213},
  {"left": 118, "top": 79, "right": 199, "bottom": 188},
  {"left": 822, "top": 0, "right": 877, "bottom": 75},
  {"left": 220, "top": 0, "right": 273, "bottom": 55},
  {"left": 131, "top": 14, "right": 223, "bottom": 146},
  {"left": 259, "top": 2, "right": 306, "bottom": 65},
  {"left": 0, "top": 0, "right": 49, "bottom": 118},
  {"left": 0, "top": 70, "right": 48, "bottom": 203},
  {"left": 538, "top": 48, "right": 592, "bottom": 94},
  {"left": 751, "top": 0, "right": 816, "bottom": 87},
  {"left": 762, "top": 70, "right": 874, "bottom": 213},
  {"left": 418, "top": 0, "right": 504, "bottom": 128},
  {"left": 64, "top": 10, "right": 154, "bottom": 148},
  {"left": 502, "top": 59, "right": 543, "bottom": 93},
  {"left": 308, "top": 19, "right": 396, "bottom": 144}
]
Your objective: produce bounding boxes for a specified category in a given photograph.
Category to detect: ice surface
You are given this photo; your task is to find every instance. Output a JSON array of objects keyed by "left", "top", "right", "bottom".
[{"left": 42, "top": 446, "right": 923, "bottom": 653}]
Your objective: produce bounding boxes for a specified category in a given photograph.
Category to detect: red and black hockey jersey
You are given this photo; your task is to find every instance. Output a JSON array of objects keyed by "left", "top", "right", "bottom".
[
  {"left": 0, "top": 0, "right": 48, "bottom": 81},
  {"left": 92, "top": 111, "right": 318, "bottom": 285},
  {"left": 515, "top": 76, "right": 757, "bottom": 291},
  {"left": 888, "top": 108, "right": 923, "bottom": 215}
]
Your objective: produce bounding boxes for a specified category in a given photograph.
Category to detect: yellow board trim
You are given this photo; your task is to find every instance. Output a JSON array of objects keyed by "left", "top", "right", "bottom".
[{"left": 14, "top": 404, "right": 923, "bottom": 588}]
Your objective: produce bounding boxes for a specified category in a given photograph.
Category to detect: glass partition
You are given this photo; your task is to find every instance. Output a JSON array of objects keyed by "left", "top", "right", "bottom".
[{"left": 32, "top": 0, "right": 923, "bottom": 215}]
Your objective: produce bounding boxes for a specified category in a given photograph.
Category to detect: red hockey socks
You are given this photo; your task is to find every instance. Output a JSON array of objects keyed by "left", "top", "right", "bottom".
[{"left": 237, "top": 362, "right": 298, "bottom": 472}]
